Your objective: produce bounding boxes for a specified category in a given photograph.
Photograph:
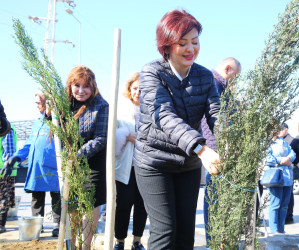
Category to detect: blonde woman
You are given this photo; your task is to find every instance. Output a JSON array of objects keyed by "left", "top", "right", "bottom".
[{"left": 113, "top": 72, "right": 147, "bottom": 250}]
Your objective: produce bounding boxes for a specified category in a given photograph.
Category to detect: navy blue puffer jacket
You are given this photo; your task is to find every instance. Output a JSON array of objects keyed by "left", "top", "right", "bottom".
[
  {"left": 133, "top": 59, "right": 221, "bottom": 173},
  {"left": 200, "top": 78, "right": 225, "bottom": 151}
]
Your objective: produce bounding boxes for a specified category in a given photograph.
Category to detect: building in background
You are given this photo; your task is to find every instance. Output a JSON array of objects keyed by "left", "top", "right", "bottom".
[{"left": 11, "top": 120, "right": 34, "bottom": 149}]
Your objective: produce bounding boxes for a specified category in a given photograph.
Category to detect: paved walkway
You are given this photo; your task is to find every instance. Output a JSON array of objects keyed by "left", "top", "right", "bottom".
[{"left": 0, "top": 184, "right": 298, "bottom": 249}]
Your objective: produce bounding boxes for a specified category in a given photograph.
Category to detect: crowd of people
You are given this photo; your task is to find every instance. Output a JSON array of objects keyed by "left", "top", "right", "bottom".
[{"left": 0, "top": 8, "right": 298, "bottom": 250}]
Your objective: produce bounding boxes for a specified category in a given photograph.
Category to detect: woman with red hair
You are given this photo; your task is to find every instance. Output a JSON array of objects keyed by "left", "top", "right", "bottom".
[
  {"left": 133, "top": 9, "right": 221, "bottom": 249},
  {"left": 66, "top": 66, "right": 109, "bottom": 250}
]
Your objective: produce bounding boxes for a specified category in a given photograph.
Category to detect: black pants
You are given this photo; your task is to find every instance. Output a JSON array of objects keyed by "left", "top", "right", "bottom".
[
  {"left": 115, "top": 167, "right": 147, "bottom": 239},
  {"left": 286, "top": 186, "right": 294, "bottom": 220},
  {"left": 135, "top": 167, "right": 201, "bottom": 250},
  {"left": 31, "top": 191, "right": 61, "bottom": 224}
]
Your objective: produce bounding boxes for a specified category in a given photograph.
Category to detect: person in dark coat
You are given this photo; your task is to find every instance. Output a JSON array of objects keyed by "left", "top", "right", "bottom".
[
  {"left": 0, "top": 101, "right": 11, "bottom": 137},
  {"left": 133, "top": 9, "right": 221, "bottom": 250},
  {"left": 66, "top": 66, "right": 108, "bottom": 250},
  {"left": 280, "top": 123, "right": 296, "bottom": 224},
  {"left": 290, "top": 134, "right": 299, "bottom": 181}
]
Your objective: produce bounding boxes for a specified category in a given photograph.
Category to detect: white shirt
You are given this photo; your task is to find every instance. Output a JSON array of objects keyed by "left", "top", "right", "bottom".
[{"left": 169, "top": 60, "right": 191, "bottom": 81}]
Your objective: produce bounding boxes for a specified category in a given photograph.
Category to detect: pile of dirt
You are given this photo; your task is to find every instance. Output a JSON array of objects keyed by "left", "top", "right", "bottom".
[{"left": 0, "top": 239, "right": 64, "bottom": 250}]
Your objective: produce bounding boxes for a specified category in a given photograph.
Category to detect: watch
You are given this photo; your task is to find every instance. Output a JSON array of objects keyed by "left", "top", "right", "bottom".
[{"left": 193, "top": 144, "right": 204, "bottom": 155}]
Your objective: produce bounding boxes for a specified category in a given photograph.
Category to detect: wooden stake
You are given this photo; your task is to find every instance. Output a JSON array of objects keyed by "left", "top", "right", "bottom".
[{"left": 104, "top": 28, "right": 121, "bottom": 250}]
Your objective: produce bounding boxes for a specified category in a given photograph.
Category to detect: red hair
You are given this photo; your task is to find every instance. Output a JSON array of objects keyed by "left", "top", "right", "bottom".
[
  {"left": 35, "top": 92, "right": 46, "bottom": 113},
  {"left": 66, "top": 66, "right": 100, "bottom": 119},
  {"left": 156, "top": 9, "right": 202, "bottom": 61}
]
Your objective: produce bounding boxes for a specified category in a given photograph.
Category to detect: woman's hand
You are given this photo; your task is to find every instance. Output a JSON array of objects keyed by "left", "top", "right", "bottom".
[
  {"left": 197, "top": 145, "right": 221, "bottom": 175},
  {"left": 126, "top": 132, "right": 136, "bottom": 144},
  {"left": 280, "top": 156, "right": 292, "bottom": 166}
]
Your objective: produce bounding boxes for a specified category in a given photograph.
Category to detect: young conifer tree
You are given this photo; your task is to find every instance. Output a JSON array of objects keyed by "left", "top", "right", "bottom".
[
  {"left": 207, "top": 0, "right": 298, "bottom": 249},
  {"left": 13, "top": 19, "right": 95, "bottom": 247}
]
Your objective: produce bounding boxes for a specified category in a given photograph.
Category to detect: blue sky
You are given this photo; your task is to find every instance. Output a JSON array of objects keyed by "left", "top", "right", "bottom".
[{"left": 1, "top": 0, "right": 297, "bottom": 134}]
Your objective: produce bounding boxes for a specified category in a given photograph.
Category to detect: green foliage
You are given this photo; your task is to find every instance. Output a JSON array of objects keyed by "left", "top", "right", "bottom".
[
  {"left": 13, "top": 19, "right": 95, "bottom": 245},
  {"left": 207, "top": 0, "right": 299, "bottom": 249}
]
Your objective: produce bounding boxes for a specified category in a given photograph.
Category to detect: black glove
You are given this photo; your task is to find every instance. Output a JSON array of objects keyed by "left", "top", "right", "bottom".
[{"left": 0, "top": 156, "right": 21, "bottom": 178}]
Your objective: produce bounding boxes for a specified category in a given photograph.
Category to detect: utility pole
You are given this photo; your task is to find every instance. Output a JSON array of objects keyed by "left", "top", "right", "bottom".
[
  {"left": 44, "top": 0, "right": 52, "bottom": 56},
  {"left": 29, "top": 0, "right": 76, "bottom": 62}
]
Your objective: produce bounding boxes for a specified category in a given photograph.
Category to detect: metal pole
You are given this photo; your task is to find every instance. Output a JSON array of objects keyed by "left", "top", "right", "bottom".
[
  {"left": 50, "top": 0, "right": 57, "bottom": 63},
  {"left": 104, "top": 28, "right": 121, "bottom": 250},
  {"left": 44, "top": 1, "right": 71, "bottom": 249},
  {"left": 43, "top": 0, "right": 63, "bottom": 193},
  {"left": 44, "top": 0, "right": 52, "bottom": 55}
]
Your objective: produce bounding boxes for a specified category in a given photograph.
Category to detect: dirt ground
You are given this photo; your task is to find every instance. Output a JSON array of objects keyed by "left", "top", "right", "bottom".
[{"left": 0, "top": 239, "right": 64, "bottom": 250}]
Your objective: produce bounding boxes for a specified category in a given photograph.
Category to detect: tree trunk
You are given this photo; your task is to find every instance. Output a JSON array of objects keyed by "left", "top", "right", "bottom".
[
  {"left": 57, "top": 161, "right": 72, "bottom": 250},
  {"left": 244, "top": 193, "right": 257, "bottom": 250}
]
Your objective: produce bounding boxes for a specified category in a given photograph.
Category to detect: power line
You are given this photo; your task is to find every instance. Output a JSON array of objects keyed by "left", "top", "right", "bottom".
[{"left": 28, "top": 0, "right": 78, "bottom": 63}]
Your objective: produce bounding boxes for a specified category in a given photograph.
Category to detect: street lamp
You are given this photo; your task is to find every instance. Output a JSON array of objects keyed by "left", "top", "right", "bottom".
[
  {"left": 28, "top": 16, "right": 57, "bottom": 24},
  {"left": 61, "top": 0, "right": 76, "bottom": 7},
  {"left": 28, "top": 16, "right": 50, "bottom": 24},
  {"left": 66, "top": 9, "right": 81, "bottom": 65},
  {"left": 54, "top": 40, "right": 75, "bottom": 47}
]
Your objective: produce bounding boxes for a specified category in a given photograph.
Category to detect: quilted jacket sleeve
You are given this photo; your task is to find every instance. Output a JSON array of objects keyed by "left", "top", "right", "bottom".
[
  {"left": 78, "top": 103, "right": 109, "bottom": 159},
  {"left": 141, "top": 64, "right": 207, "bottom": 156}
]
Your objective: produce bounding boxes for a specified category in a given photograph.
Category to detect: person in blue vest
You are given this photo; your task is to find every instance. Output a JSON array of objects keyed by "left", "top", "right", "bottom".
[
  {"left": 5, "top": 93, "right": 61, "bottom": 237},
  {"left": 200, "top": 57, "right": 241, "bottom": 248},
  {"left": 0, "top": 124, "right": 17, "bottom": 233}
]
